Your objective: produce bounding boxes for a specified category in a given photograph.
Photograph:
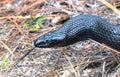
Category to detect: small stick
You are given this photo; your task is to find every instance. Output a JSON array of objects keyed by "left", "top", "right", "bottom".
[
  {"left": 2, "top": 46, "right": 36, "bottom": 77},
  {"left": 90, "top": 39, "right": 120, "bottom": 54},
  {"left": 99, "top": 0, "right": 120, "bottom": 16},
  {"left": 17, "top": 46, "right": 36, "bottom": 62}
]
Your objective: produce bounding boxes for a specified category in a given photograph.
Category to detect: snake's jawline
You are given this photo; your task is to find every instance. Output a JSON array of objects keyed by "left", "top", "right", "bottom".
[{"left": 34, "top": 14, "right": 120, "bottom": 50}]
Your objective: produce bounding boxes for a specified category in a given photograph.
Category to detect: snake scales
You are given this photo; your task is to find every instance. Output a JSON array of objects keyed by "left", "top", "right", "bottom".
[{"left": 34, "top": 14, "right": 120, "bottom": 50}]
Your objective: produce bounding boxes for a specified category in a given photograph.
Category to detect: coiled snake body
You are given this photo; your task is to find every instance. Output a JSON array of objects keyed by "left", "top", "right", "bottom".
[{"left": 34, "top": 14, "right": 120, "bottom": 50}]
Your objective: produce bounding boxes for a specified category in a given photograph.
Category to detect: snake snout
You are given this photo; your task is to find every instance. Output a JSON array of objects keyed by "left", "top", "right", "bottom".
[{"left": 34, "top": 39, "right": 50, "bottom": 48}]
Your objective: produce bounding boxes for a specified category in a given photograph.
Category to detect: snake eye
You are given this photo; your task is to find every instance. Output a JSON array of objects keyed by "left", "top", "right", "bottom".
[
  {"left": 39, "top": 41, "right": 45, "bottom": 44},
  {"left": 34, "top": 39, "right": 44, "bottom": 46}
]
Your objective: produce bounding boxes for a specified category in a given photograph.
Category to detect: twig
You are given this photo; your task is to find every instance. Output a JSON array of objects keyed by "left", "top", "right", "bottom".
[
  {"left": 2, "top": 47, "right": 36, "bottom": 77},
  {"left": 90, "top": 39, "right": 120, "bottom": 54},
  {"left": 16, "top": 0, "right": 46, "bottom": 15},
  {"left": 0, "top": 40, "right": 14, "bottom": 56},
  {"left": 9, "top": 19, "right": 26, "bottom": 37},
  {"left": 0, "top": 15, "right": 31, "bottom": 19},
  {"left": 99, "top": 0, "right": 120, "bottom": 15}
]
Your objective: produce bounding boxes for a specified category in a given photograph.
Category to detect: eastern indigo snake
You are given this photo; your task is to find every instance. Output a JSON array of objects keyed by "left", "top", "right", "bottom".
[{"left": 34, "top": 14, "right": 120, "bottom": 50}]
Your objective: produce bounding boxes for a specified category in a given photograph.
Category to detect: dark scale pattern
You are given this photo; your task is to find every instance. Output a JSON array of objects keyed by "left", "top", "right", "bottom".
[{"left": 34, "top": 14, "right": 120, "bottom": 50}]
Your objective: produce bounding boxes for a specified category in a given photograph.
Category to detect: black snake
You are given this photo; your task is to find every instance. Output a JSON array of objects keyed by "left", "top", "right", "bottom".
[{"left": 34, "top": 14, "right": 120, "bottom": 50}]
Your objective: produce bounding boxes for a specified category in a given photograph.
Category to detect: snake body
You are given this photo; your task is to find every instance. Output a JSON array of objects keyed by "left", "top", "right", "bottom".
[{"left": 34, "top": 14, "right": 120, "bottom": 50}]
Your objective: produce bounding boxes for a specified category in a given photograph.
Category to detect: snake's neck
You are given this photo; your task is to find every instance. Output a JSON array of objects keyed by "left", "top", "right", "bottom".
[{"left": 57, "top": 19, "right": 120, "bottom": 50}]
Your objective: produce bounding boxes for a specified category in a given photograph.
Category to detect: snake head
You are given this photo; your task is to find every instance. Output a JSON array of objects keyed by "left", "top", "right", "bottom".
[{"left": 34, "top": 31, "right": 65, "bottom": 48}]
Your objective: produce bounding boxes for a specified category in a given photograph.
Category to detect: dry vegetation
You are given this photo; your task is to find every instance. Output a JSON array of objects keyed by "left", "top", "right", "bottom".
[{"left": 0, "top": 0, "right": 120, "bottom": 77}]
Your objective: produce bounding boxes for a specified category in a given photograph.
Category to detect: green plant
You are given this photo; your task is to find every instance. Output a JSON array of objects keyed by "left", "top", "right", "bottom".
[
  {"left": 1, "top": 54, "right": 9, "bottom": 68},
  {"left": 24, "top": 15, "right": 48, "bottom": 30}
]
